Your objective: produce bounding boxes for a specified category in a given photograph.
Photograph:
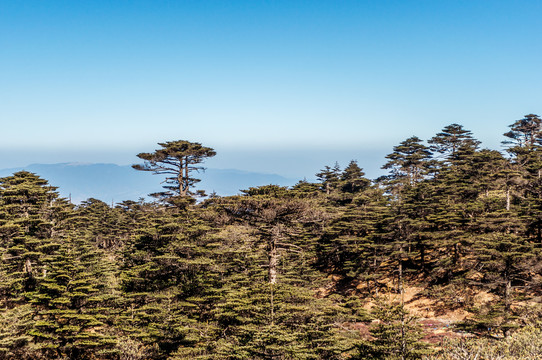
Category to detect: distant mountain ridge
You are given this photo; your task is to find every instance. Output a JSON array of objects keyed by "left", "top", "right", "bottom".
[{"left": 0, "top": 163, "right": 299, "bottom": 204}]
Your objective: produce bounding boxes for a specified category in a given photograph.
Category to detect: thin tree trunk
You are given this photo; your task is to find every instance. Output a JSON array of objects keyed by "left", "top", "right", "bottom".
[
  {"left": 399, "top": 245, "right": 406, "bottom": 360},
  {"left": 184, "top": 157, "right": 190, "bottom": 195},
  {"left": 270, "top": 283, "right": 274, "bottom": 326},
  {"left": 398, "top": 244, "right": 403, "bottom": 297},
  {"left": 420, "top": 239, "right": 425, "bottom": 273},
  {"left": 506, "top": 188, "right": 511, "bottom": 211},
  {"left": 400, "top": 309, "right": 406, "bottom": 360},
  {"left": 269, "top": 232, "right": 278, "bottom": 325},
  {"left": 399, "top": 259, "right": 403, "bottom": 304},
  {"left": 269, "top": 239, "right": 277, "bottom": 285},
  {"left": 178, "top": 158, "right": 185, "bottom": 195},
  {"left": 504, "top": 273, "right": 511, "bottom": 338}
]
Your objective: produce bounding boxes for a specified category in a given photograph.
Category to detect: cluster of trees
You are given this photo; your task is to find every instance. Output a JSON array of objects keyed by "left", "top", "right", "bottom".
[{"left": 0, "top": 117, "right": 541, "bottom": 359}]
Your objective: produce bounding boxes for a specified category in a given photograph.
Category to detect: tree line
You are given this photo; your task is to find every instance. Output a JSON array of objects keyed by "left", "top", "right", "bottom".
[{"left": 0, "top": 116, "right": 541, "bottom": 359}]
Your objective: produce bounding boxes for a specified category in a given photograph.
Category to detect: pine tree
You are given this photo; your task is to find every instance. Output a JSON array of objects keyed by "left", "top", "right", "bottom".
[
  {"left": 119, "top": 202, "right": 218, "bottom": 359},
  {"left": 381, "top": 136, "right": 433, "bottom": 201},
  {"left": 25, "top": 232, "right": 118, "bottom": 359},
  {"left": 502, "top": 114, "right": 542, "bottom": 243},
  {"left": 133, "top": 140, "right": 216, "bottom": 198},
  {"left": 315, "top": 162, "right": 389, "bottom": 294},
  {"left": 316, "top": 162, "right": 342, "bottom": 195},
  {"left": 354, "top": 297, "right": 430, "bottom": 360},
  {"left": 428, "top": 124, "right": 480, "bottom": 162},
  {"left": 196, "top": 186, "right": 359, "bottom": 359},
  {"left": 0, "top": 172, "right": 66, "bottom": 301}
]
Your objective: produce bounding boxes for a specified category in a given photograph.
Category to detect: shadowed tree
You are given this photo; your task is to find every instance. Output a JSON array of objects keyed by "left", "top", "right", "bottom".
[
  {"left": 354, "top": 297, "right": 430, "bottom": 360},
  {"left": 502, "top": 114, "right": 542, "bottom": 242}
]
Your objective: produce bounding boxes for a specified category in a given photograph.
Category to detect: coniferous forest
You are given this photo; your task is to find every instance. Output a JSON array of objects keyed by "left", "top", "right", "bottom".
[{"left": 2, "top": 115, "right": 542, "bottom": 360}]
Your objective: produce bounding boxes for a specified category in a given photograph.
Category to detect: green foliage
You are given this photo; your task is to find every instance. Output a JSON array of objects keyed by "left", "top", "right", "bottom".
[
  {"left": 2, "top": 122, "right": 542, "bottom": 359},
  {"left": 430, "top": 326, "right": 542, "bottom": 360},
  {"left": 354, "top": 297, "right": 430, "bottom": 360},
  {"left": 133, "top": 140, "right": 216, "bottom": 197}
]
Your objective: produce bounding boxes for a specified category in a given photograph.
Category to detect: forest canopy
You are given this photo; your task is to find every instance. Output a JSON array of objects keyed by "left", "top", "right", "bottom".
[{"left": 0, "top": 115, "right": 541, "bottom": 359}]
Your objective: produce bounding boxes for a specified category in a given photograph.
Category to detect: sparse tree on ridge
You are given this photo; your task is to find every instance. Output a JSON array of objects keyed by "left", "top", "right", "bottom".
[
  {"left": 132, "top": 140, "right": 216, "bottom": 198},
  {"left": 428, "top": 123, "right": 480, "bottom": 162}
]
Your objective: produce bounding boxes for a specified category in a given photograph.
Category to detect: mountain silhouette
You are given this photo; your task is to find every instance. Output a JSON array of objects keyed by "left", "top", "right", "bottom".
[{"left": 0, "top": 163, "right": 299, "bottom": 204}]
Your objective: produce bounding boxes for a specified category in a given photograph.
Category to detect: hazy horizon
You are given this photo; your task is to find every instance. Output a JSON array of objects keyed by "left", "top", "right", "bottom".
[
  {"left": 0, "top": 144, "right": 394, "bottom": 180},
  {"left": 2, "top": 1, "right": 540, "bottom": 176}
]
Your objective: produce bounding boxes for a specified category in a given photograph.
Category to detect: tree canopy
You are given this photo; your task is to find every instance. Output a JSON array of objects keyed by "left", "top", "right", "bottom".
[
  {"left": 132, "top": 140, "right": 216, "bottom": 198},
  {"left": 1, "top": 115, "right": 542, "bottom": 359}
]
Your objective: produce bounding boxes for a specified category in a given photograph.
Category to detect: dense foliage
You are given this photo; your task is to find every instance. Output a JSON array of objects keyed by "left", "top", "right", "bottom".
[{"left": 1, "top": 116, "right": 542, "bottom": 359}]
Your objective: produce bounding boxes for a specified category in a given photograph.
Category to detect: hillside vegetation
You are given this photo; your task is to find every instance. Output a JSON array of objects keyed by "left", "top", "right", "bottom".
[{"left": 1, "top": 116, "right": 542, "bottom": 359}]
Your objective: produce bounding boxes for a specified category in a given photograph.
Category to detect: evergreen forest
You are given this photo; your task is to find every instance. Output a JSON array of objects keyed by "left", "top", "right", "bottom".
[{"left": 2, "top": 115, "right": 542, "bottom": 360}]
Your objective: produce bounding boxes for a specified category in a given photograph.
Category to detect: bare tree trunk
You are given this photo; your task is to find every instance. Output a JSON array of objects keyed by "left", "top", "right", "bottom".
[
  {"left": 506, "top": 187, "right": 511, "bottom": 211},
  {"left": 184, "top": 157, "right": 189, "bottom": 195},
  {"left": 270, "top": 283, "right": 274, "bottom": 325},
  {"left": 269, "top": 237, "right": 277, "bottom": 285},
  {"left": 399, "top": 245, "right": 406, "bottom": 360},
  {"left": 504, "top": 275, "right": 512, "bottom": 338},
  {"left": 178, "top": 158, "right": 185, "bottom": 196},
  {"left": 269, "top": 230, "right": 278, "bottom": 325},
  {"left": 420, "top": 239, "right": 425, "bottom": 273},
  {"left": 400, "top": 309, "right": 406, "bottom": 360},
  {"left": 24, "top": 258, "right": 32, "bottom": 275},
  {"left": 399, "top": 250, "right": 403, "bottom": 304}
]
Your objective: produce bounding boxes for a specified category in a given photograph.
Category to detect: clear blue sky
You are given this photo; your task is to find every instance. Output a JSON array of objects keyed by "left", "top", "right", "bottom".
[{"left": 1, "top": 0, "right": 540, "bottom": 178}]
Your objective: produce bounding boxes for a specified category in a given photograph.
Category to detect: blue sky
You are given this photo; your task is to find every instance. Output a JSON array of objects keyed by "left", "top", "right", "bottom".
[{"left": 1, "top": 0, "right": 541, "bottom": 179}]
